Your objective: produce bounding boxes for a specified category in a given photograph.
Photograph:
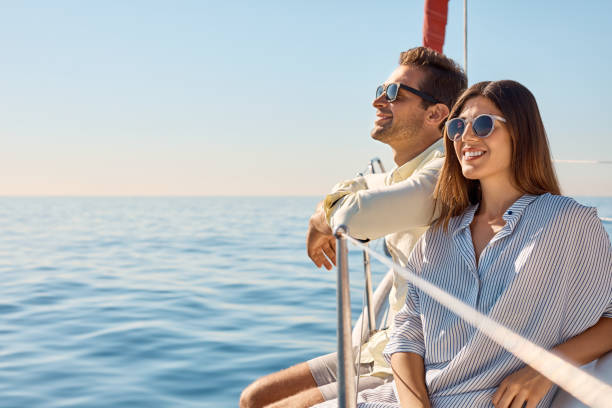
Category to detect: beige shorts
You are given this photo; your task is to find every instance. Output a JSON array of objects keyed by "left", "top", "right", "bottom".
[{"left": 307, "top": 351, "right": 390, "bottom": 401}]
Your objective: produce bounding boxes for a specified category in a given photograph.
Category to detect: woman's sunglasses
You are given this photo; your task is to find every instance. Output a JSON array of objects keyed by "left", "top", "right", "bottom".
[
  {"left": 375, "top": 83, "right": 438, "bottom": 104},
  {"left": 446, "top": 114, "right": 507, "bottom": 141}
]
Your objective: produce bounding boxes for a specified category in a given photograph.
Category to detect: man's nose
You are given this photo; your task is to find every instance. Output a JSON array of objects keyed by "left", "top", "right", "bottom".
[{"left": 372, "top": 93, "right": 388, "bottom": 108}]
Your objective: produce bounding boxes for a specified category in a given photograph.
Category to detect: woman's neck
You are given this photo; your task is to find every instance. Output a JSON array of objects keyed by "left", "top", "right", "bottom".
[{"left": 478, "top": 175, "right": 523, "bottom": 220}]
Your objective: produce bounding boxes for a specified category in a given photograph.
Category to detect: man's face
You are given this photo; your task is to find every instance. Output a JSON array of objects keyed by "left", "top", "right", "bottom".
[{"left": 371, "top": 65, "right": 428, "bottom": 145}]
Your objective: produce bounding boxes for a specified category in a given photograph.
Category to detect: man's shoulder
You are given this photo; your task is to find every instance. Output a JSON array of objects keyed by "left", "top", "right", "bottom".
[
  {"left": 391, "top": 156, "right": 444, "bottom": 185},
  {"left": 361, "top": 172, "right": 389, "bottom": 189},
  {"left": 422, "top": 156, "right": 445, "bottom": 171}
]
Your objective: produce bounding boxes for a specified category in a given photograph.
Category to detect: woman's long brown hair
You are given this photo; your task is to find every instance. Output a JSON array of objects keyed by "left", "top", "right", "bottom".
[{"left": 433, "top": 80, "right": 561, "bottom": 230}]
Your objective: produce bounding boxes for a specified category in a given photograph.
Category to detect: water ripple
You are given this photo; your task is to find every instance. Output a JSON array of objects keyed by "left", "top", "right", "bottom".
[{"left": 0, "top": 196, "right": 609, "bottom": 407}]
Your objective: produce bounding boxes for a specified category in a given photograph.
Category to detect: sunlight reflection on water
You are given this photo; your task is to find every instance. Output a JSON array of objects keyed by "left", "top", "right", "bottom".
[{"left": 0, "top": 196, "right": 609, "bottom": 407}]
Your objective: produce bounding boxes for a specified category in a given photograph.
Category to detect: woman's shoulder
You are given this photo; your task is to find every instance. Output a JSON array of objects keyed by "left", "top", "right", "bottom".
[
  {"left": 534, "top": 193, "right": 595, "bottom": 213},
  {"left": 530, "top": 193, "right": 600, "bottom": 230}
]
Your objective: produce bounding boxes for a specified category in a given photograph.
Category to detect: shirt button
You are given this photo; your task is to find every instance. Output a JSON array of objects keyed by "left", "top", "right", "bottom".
[{"left": 507, "top": 210, "right": 513, "bottom": 215}]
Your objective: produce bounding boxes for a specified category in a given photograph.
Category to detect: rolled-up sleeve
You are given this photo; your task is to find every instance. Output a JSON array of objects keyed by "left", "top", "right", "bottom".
[
  {"left": 577, "top": 209, "right": 612, "bottom": 319},
  {"left": 558, "top": 206, "right": 612, "bottom": 329},
  {"left": 383, "top": 281, "right": 424, "bottom": 361},
  {"left": 325, "top": 158, "right": 443, "bottom": 241},
  {"left": 322, "top": 175, "right": 373, "bottom": 224}
]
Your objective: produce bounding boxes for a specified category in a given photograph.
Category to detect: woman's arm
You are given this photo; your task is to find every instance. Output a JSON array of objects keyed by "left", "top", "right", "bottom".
[
  {"left": 552, "top": 316, "right": 612, "bottom": 364},
  {"left": 492, "top": 317, "right": 612, "bottom": 408},
  {"left": 391, "top": 352, "right": 431, "bottom": 408}
]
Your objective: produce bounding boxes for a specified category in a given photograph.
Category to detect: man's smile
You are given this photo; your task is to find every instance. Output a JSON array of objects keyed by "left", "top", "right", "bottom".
[{"left": 375, "top": 111, "right": 392, "bottom": 124}]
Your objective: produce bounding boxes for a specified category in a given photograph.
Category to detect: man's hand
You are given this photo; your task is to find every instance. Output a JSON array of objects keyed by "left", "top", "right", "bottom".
[
  {"left": 492, "top": 365, "right": 553, "bottom": 408},
  {"left": 306, "top": 209, "right": 336, "bottom": 270}
]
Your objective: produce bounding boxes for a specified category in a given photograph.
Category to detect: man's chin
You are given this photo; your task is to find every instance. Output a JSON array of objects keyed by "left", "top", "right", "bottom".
[{"left": 371, "top": 127, "right": 391, "bottom": 142}]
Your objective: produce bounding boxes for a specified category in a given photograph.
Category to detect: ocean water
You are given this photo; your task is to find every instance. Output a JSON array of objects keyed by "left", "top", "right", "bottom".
[{"left": 0, "top": 196, "right": 610, "bottom": 408}]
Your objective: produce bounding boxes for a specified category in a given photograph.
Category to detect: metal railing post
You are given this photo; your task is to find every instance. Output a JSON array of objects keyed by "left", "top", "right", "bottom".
[
  {"left": 371, "top": 157, "right": 386, "bottom": 173},
  {"left": 360, "top": 158, "right": 384, "bottom": 334},
  {"left": 334, "top": 225, "right": 356, "bottom": 408},
  {"left": 362, "top": 244, "right": 376, "bottom": 333}
]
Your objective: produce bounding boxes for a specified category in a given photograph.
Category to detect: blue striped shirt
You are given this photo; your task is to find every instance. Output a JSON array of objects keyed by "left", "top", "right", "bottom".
[{"left": 345, "top": 194, "right": 612, "bottom": 408}]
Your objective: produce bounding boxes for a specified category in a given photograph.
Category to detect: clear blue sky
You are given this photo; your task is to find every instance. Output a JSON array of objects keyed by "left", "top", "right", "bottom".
[{"left": 1, "top": 1, "right": 611, "bottom": 196}]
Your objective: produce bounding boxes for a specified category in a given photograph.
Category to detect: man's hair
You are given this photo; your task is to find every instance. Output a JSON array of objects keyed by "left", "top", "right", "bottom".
[
  {"left": 433, "top": 80, "right": 561, "bottom": 230},
  {"left": 399, "top": 47, "right": 467, "bottom": 112}
]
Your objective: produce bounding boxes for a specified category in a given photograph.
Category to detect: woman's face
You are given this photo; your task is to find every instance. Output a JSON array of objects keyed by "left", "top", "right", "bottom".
[{"left": 453, "top": 96, "right": 513, "bottom": 184}]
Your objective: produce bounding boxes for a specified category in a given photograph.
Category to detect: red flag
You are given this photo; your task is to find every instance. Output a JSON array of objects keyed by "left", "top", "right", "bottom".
[{"left": 423, "top": 0, "right": 449, "bottom": 52}]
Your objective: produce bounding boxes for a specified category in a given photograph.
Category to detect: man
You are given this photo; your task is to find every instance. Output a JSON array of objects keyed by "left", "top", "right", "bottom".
[{"left": 240, "top": 47, "right": 467, "bottom": 408}]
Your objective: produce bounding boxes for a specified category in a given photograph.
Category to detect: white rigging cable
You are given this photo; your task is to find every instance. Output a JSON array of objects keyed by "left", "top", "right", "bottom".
[
  {"left": 554, "top": 159, "right": 612, "bottom": 164},
  {"left": 341, "top": 233, "right": 612, "bottom": 408}
]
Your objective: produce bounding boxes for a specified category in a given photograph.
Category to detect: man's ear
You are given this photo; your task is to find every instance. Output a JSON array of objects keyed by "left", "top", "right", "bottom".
[{"left": 426, "top": 103, "right": 450, "bottom": 127}]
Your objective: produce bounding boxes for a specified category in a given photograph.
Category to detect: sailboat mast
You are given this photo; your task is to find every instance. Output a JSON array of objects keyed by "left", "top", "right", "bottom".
[{"left": 463, "top": 0, "right": 468, "bottom": 78}]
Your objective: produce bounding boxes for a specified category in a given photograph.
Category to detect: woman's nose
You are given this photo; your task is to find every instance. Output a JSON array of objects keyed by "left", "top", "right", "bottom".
[{"left": 461, "top": 122, "right": 479, "bottom": 141}]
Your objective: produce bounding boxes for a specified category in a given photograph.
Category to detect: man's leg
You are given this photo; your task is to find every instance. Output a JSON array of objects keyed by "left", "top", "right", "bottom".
[
  {"left": 241, "top": 352, "right": 340, "bottom": 408},
  {"left": 243, "top": 365, "right": 389, "bottom": 408},
  {"left": 264, "top": 386, "right": 325, "bottom": 408},
  {"left": 240, "top": 350, "right": 387, "bottom": 408},
  {"left": 309, "top": 375, "right": 391, "bottom": 408},
  {"left": 240, "top": 361, "right": 323, "bottom": 408}
]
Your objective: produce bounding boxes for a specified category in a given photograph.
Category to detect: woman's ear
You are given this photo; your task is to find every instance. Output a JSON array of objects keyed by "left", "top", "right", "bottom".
[{"left": 427, "top": 103, "right": 450, "bottom": 127}]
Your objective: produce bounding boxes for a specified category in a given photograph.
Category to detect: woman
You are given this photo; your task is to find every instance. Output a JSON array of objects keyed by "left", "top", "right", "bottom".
[{"left": 322, "top": 80, "right": 612, "bottom": 408}]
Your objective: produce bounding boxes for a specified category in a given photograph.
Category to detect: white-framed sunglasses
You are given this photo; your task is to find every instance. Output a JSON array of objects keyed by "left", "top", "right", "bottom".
[{"left": 446, "top": 114, "right": 507, "bottom": 141}]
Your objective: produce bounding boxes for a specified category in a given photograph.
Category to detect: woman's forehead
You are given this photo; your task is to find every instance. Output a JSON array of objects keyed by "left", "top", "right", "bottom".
[{"left": 459, "top": 96, "right": 501, "bottom": 118}]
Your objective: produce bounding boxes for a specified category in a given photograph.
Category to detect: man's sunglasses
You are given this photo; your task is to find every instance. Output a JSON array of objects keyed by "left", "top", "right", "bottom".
[
  {"left": 446, "top": 114, "right": 507, "bottom": 141},
  {"left": 375, "top": 83, "right": 439, "bottom": 104}
]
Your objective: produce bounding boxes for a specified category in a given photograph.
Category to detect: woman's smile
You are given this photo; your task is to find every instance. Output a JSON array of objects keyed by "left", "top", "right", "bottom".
[{"left": 462, "top": 148, "right": 486, "bottom": 161}]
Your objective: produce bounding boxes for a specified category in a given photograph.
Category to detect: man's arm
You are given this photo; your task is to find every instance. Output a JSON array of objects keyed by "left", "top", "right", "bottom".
[
  {"left": 306, "top": 201, "right": 335, "bottom": 270},
  {"left": 391, "top": 352, "right": 431, "bottom": 408},
  {"left": 310, "top": 201, "right": 331, "bottom": 235},
  {"left": 325, "top": 158, "right": 443, "bottom": 241},
  {"left": 492, "top": 317, "right": 612, "bottom": 408},
  {"left": 306, "top": 174, "right": 373, "bottom": 270}
]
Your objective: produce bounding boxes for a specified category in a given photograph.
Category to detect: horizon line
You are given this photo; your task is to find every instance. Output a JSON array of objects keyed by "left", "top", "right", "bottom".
[{"left": 1, "top": 194, "right": 611, "bottom": 198}]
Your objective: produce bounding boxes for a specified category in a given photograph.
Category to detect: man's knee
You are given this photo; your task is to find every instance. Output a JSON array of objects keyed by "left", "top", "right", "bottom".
[
  {"left": 239, "top": 379, "right": 262, "bottom": 408},
  {"left": 239, "top": 362, "right": 317, "bottom": 408}
]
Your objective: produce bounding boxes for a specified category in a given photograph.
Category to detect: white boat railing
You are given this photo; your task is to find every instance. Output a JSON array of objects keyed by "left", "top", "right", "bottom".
[
  {"left": 334, "top": 225, "right": 357, "bottom": 408},
  {"left": 334, "top": 226, "right": 612, "bottom": 408},
  {"left": 355, "top": 158, "right": 386, "bottom": 335}
]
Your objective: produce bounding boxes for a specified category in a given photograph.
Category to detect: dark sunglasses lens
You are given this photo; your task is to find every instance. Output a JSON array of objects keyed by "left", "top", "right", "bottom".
[
  {"left": 473, "top": 115, "right": 494, "bottom": 137},
  {"left": 376, "top": 85, "right": 384, "bottom": 99},
  {"left": 386, "top": 83, "right": 399, "bottom": 101},
  {"left": 447, "top": 118, "right": 465, "bottom": 140}
]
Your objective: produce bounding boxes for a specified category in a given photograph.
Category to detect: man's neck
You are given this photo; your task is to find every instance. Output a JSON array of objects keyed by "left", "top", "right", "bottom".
[{"left": 391, "top": 135, "right": 441, "bottom": 167}]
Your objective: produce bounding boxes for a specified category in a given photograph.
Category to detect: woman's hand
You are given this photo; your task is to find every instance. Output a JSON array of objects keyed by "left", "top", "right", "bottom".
[{"left": 492, "top": 365, "right": 553, "bottom": 408}]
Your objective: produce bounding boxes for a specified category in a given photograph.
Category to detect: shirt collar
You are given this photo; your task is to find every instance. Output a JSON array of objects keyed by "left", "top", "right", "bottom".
[
  {"left": 501, "top": 194, "right": 539, "bottom": 230},
  {"left": 454, "top": 204, "right": 479, "bottom": 235},
  {"left": 389, "top": 138, "right": 445, "bottom": 183},
  {"left": 453, "top": 194, "right": 540, "bottom": 236}
]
